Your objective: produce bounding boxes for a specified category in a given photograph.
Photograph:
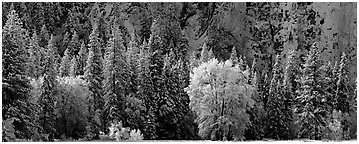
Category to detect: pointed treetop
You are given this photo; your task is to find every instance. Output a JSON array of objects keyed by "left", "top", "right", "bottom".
[
  {"left": 230, "top": 46, "right": 239, "bottom": 65},
  {"left": 142, "top": 38, "right": 148, "bottom": 46},
  {"left": 9, "top": 3, "right": 15, "bottom": 11}
]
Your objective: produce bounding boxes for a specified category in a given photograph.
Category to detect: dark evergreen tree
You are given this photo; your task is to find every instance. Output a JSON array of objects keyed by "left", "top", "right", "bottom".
[
  {"left": 244, "top": 71, "right": 265, "bottom": 140},
  {"left": 69, "top": 56, "right": 78, "bottom": 77},
  {"left": 38, "top": 36, "right": 59, "bottom": 140},
  {"left": 282, "top": 50, "right": 300, "bottom": 139},
  {"left": 77, "top": 41, "right": 87, "bottom": 75},
  {"left": 334, "top": 52, "right": 352, "bottom": 140},
  {"left": 84, "top": 23, "right": 104, "bottom": 138},
  {"left": 123, "top": 37, "right": 145, "bottom": 131},
  {"left": 189, "top": 51, "right": 199, "bottom": 72},
  {"left": 68, "top": 31, "right": 80, "bottom": 56},
  {"left": 59, "top": 48, "right": 71, "bottom": 77},
  {"left": 137, "top": 41, "right": 157, "bottom": 140},
  {"left": 199, "top": 42, "right": 214, "bottom": 63},
  {"left": 2, "top": 9, "right": 35, "bottom": 140},
  {"left": 265, "top": 55, "right": 291, "bottom": 140},
  {"left": 27, "top": 32, "right": 42, "bottom": 79},
  {"left": 39, "top": 24, "right": 50, "bottom": 48},
  {"left": 61, "top": 32, "right": 71, "bottom": 55},
  {"left": 295, "top": 45, "right": 330, "bottom": 140},
  {"left": 102, "top": 32, "right": 126, "bottom": 131},
  {"left": 229, "top": 46, "right": 239, "bottom": 66},
  {"left": 335, "top": 52, "right": 351, "bottom": 114}
]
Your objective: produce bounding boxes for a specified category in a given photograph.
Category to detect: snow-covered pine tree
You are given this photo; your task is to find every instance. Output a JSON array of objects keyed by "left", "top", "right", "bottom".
[
  {"left": 295, "top": 45, "right": 330, "bottom": 140},
  {"left": 69, "top": 56, "right": 78, "bottom": 77},
  {"left": 2, "top": 8, "right": 35, "bottom": 140},
  {"left": 266, "top": 54, "right": 291, "bottom": 140},
  {"left": 27, "top": 32, "right": 42, "bottom": 79},
  {"left": 84, "top": 23, "right": 104, "bottom": 138},
  {"left": 137, "top": 41, "right": 156, "bottom": 140},
  {"left": 68, "top": 31, "right": 80, "bottom": 56},
  {"left": 229, "top": 46, "right": 239, "bottom": 65},
  {"left": 39, "top": 24, "right": 50, "bottom": 48},
  {"left": 245, "top": 71, "right": 265, "bottom": 140},
  {"left": 102, "top": 34, "right": 123, "bottom": 125},
  {"left": 77, "top": 41, "right": 87, "bottom": 75},
  {"left": 59, "top": 48, "right": 71, "bottom": 77},
  {"left": 335, "top": 52, "right": 352, "bottom": 140},
  {"left": 199, "top": 42, "right": 215, "bottom": 63},
  {"left": 335, "top": 52, "right": 351, "bottom": 114},
  {"left": 39, "top": 35, "right": 59, "bottom": 140}
]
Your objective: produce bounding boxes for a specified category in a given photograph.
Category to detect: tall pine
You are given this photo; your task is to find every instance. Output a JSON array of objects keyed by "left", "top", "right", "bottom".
[
  {"left": 265, "top": 55, "right": 291, "bottom": 140},
  {"left": 335, "top": 52, "right": 352, "bottom": 140},
  {"left": 77, "top": 41, "right": 87, "bottom": 75},
  {"left": 59, "top": 48, "right": 71, "bottom": 77},
  {"left": 38, "top": 35, "right": 59, "bottom": 140},
  {"left": 137, "top": 41, "right": 156, "bottom": 139},
  {"left": 2, "top": 9, "right": 35, "bottom": 140},
  {"left": 295, "top": 45, "right": 330, "bottom": 140},
  {"left": 84, "top": 23, "right": 104, "bottom": 138},
  {"left": 27, "top": 32, "right": 42, "bottom": 79},
  {"left": 102, "top": 31, "right": 126, "bottom": 130}
]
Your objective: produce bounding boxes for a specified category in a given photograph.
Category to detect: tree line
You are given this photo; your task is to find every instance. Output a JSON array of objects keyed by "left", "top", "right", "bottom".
[{"left": 2, "top": 2, "right": 357, "bottom": 141}]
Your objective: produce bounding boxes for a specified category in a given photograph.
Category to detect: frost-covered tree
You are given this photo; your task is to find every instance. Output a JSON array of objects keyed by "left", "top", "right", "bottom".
[
  {"left": 295, "top": 45, "right": 330, "bottom": 140},
  {"left": 27, "top": 32, "right": 42, "bottom": 79},
  {"left": 68, "top": 31, "right": 80, "bottom": 56},
  {"left": 39, "top": 24, "right": 50, "bottom": 48},
  {"left": 38, "top": 35, "right": 59, "bottom": 140},
  {"left": 265, "top": 55, "right": 292, "bottom": 140},
  {"left": 185, "top": 58, "right": 254, "bottom": 141},
  {"left": 84, "top": 23, "right": 104, "bottom": 138},
  {"left": 69, "top": 56, "right": 78, "bottom": 77},
  {"left": 2, "top": 9, "right": 35, "bottom": 140},
  {"left": 229, "top": 46, "right": 239, "bottom": 65},
  {"left": 77, "top": 41, "right": 87, "bottom": 75},
  {"left": 59, "top": 48, "right": 71, "bottom": 77},
  {"left": 199, "top": 43, "right": 215, "bottom": 63},
  {"left": 102, "top": 33, "right": 126, "bottom": 128},
  {"left": 334, "top": 52, "right": 352, "bottom": 140},
  {"left": 244, "top": 71, "right": 265, "bottom": 140},
  {"left": 137, "top": 41, "right": 156, "bottom": 140},
  {"left": 335, "top": 52, "right": 351, "bottom": 114}
]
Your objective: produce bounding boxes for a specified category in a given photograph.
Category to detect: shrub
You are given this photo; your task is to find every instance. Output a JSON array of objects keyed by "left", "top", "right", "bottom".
[
  {"left": 328, "top": 110, "right": 350, "bottom": 141},
  {"left": 129, "top": 129, "right": 144, "bottom": 140},
  {"left": 2, "top": 118, "right": 16, "bottom": 142},
  {"left": 105, "top": 121, "right": 143, "bottom": 141}
]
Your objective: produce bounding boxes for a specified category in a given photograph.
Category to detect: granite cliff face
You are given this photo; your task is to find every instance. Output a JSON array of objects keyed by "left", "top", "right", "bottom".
[{"left": 177, "top": 2, "right": 356, "bottom": 84}]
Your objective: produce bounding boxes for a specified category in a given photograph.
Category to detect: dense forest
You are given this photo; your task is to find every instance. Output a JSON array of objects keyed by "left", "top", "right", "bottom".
[{"left": 2, "top": 2, "right": 357, "bottom": 141}]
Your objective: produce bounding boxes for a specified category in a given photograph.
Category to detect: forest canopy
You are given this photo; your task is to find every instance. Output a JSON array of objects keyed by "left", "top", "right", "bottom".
[{"left": 2, "top": 2, "right": 357, "bottom": 142}]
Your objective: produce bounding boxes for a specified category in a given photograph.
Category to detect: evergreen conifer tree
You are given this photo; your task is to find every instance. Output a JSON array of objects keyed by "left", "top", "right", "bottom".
[
  {"left": 78, "top": 41, "right": 87, "bottom": 75},
  {"left": 69, "top": 56, "right": 78, "bottom": 77},
  {"left": 244, "top": 71, "right": 265, "bottom": 140},
  {"left": 39, "top": 24, "right": 50, "bottom": 48},
  {"left": 2, "top": 9, "right": 35, "bottom": 139},
  {"left": 295, "top": 46, "right": 330, "bottom": 140},
  {"left": 335, "top": 52, "right": 351, "bottom": 114},
  {"left": 38, "top": 37, "right": 59, "bottom": 140},
  {"left": 68, "top": 31, "right": 80, "bottom": 56},
  {"left": 59, "top": 48, "right": 71, "bottom": 77},
  {"left": 84, "top": 24, "right": 104, "bottom": 138},
  {"left": 137, "top": 42, "right": 156, "bottom": 140},
  {"left": 199, "top": 43, "right": 214, "bottom": 63},
  {"left": 335, "top": 52, "right": 352, "bottom": 139},
  {"left": 27, "top": 32, "right": 42, "bottom": 79},
  {"left": 265, "top": 55, "right": 291, "bottom": 139},
  {"left": 229, "top": 46, "right": 239, "bottom": 66},
  {"left": 102, "top": 33, "right": 126, "bottom": 128}
]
